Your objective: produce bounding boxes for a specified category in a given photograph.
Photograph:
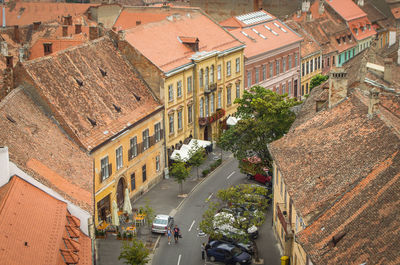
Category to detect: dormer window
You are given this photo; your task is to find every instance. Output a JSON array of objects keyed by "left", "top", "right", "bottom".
[
  {"left": 342, "top": 36, "right": 346, "bottom": 43},
  {"left": 354, "top": 28, "right": 358, "bottom": 35},
  {"left": 367, "top": 24, "right": 371, "bottom": 30},
  {"left": 336, "top": 37, "right": 340, "bottom": 44},
  {"left": 348, "top": 34, "right": 352, "bottom": 41}
]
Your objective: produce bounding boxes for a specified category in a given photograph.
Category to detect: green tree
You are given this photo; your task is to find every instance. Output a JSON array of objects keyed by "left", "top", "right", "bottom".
[
  {"left": 200, "top": 184, "right": 270, "bottom": 262},
  {"left": 169, "top": 155, "right": 191, "bottom": 194},
  {"left": 309, "top": 74, "right": 329, "bottom": 91},
  {"left": 188, "top": 140, "right": 206, "bottom": 179},
  {"left": 219, "top": 86, "right": 300, "bottom": 169},
  {"left": 139, "top": 203, "right": 155, "bottom": 232},
  {"left": 118, "top": 237, "right": 150, "bottom": 265}
]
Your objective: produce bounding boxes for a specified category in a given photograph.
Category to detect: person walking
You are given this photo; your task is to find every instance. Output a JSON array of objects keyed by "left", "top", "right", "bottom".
[
  {"left": 166, "top": 227, "right": 172, "bottom": 245},
  {"left": 173, "top": 225, "right": 180, "bottom": 244},
  {"left": 201, "top": 243, "right": 206, "bottom": 260}
]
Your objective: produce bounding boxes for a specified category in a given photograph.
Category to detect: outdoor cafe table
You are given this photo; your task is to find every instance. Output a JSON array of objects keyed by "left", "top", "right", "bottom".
[
  {"left": 97, "top": 222, "right": 109, "bottom": 231},
  {"left": 126, "top": 226, "right": 136, "bottom": 235}
]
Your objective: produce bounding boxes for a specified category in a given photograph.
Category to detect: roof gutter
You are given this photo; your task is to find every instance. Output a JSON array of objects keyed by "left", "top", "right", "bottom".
[
  {"left": 164, "top": 62, "right": 194, "bottom": 78},
  {"left": 219, "top": 44, "right": 246, "bottom": 57},
  {"left": 89, "top": 105, "right": 164, "bottom": 154}
]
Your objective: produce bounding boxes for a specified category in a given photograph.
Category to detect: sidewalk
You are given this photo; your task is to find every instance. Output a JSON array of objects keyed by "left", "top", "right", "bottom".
[{"left": 95, "top": 146, "right": 232, "bottom": 265}]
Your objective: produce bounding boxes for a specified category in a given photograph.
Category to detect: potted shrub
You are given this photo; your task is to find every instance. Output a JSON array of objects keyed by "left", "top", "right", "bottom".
[
  {"left": 117, "top": 231, "right": 122, "bottom": 240},
  {"left": 123, "top": 232, "right": 127, "bottom": 240},
  {"left": 127, "top": 233, "right": 133, "bottom": 241}
]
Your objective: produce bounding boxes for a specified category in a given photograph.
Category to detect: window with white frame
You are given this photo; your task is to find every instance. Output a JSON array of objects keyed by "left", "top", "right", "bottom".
[
  {"left": 156, "top": 155, "right": 160, "bottom": 171},
  {"left": 187, "top": 76, "right": 192, "bottom": 93},
  {"left": 178, "top": 110, "right": 183, "bottom": 130},
  {"left": 276, "top": 60, "right": 280, "bottom": 75},
  {"left": 154, "top": 122, "right": 161, "bottom": 142},
  {"left": 226, "top": 61, "right": 231, "bottom": 76},
  {"left": 283, "top": 58, "right": 286, "bottom": 72},
  {"left": 282, "top": 83, "right": 286, "bottom": 95},
  {"left": 288, "top": 81, "right": 291, "bottom": 96},
  {"left": 236, "top": 58, "right": 240, "bottom": 73},
  {"left": 227, "top": 86, "right": 231, "bottom": 105},
  {"left": 168, "top": 84, "right": 173, "bottom": 101},
  {"left": 177, "top": 81, "right": 182, "bottom": 97},
  {"left": 310, "top": 59, "right": 313, "bottom": 73},
  {"left": 236, "top": 83, "right": 240, "bottom": 99},
  {"left": 200, "top": 98, "right": 204, "bottom": 118},
  {"left": 269, "top": 63, "right": 273, "bottom": 77},
  {"left": 142, "top": 164, "right": 146, "bottom": 182},
  {"left": 101, "top": 156, "right": 110, "bottom": 181},
  {"left": 217, "top": 65, "right": 221, "bottom": 80},
  {"left": 218, "top": 91, "right": 222, "bottom": 108},
  {"left": 247, "top": 71, "right": 251, "bottom": 88},
  {"left": 169, "top": 114, "right": 174, "bottom": 134},
  {"left": 116, "top": 146, "right": 123, "bottom": 170},
  {"left": 295, "top": 54, "right": 298, "bottom": 67},
  {"left": 210, "top": 65, "right": 214, "bottom": 83},
  {"left": 130, "top": 137, "right": 137, "bottom": 159},
  {"left": 188, "top": 105, "right": 193, "bottom": 124},
  {"left": 142, "top": 129, "right": 149, "bottom": 150},
  {"left": 211, "top": 93, "right": 215, "bottom": 113},
  {"left": 288, "top": 55, "right": 292, "bottom": 69},
  {"left": 205, "top": 67, "right": 209, "bottom": 89},
  {"left": 205, "top": 96, "right": 209, "bottom": 117},
  {"left": 255, "top": 68, "right": 259, "bottom": 83},
  {"left": 262, "top": 65, "right": 266, "bottom": 80}
]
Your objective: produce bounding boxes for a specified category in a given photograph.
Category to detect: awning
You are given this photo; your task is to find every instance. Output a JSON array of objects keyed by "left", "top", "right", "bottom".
[
  {"left": 226, "top": 116, "right": 241, "bottom": 126},
  {"left": 170, "top": 139, "right": 212, "bottom": 161}
]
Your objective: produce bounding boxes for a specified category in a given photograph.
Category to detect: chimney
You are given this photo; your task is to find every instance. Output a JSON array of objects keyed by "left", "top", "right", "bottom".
[
  {"left": 1, "top": 41, "right": 8, "bottom": 56},
  {"left": 2, "top": 6, "right": 5, "bottom": 27},
  {"left": 63, "top": 15, "right": 72, "bottom": 26},
  {"left": 0, "top": 147, "right": 10, "bottom": 187},
  {"left": 297, "top": 10, "right": 302, "bottom": 18},
  {"left": 89, "top": 26, "right": 99, "bottom": 40},
  {"left": 5, "top": 55, "right": 13, "bottom": 68},
  {"left": 319, "top": 0, "right": 325, "bottom": 14},
  {"left": 19, "top": 47, "right": 25, "bottom": 62},
  {"left": 306, "top": 11, "right": 312, "bottom": 21},
  {"left": 328, "top": 68, "right": 348, "bottom": 108},
  {"left": 118, "top": 30, "right": 125, "bottom": 41},
  {"left": 368, "top": 88, "right": 379, "bottom": 117},
  {"left": 14, "top": 25, "right": 20, "bottom": 43},
  {"left": 75, "top": 24, "right": 82, "bottom": 34},
  {"left": 33, "top": 21, "right": 41, "bottom": 31},
  {"left": 384, "top": 58, "right": 392, "bottom": 83},
  {"left": 62, "top": 25, "right": 68, "bottom": 37},
  {"left": 136, "top": 20, "right": 141, "bottom": 26},
  {"left": 357, "top": 0, "right": 364, "bottom": 6}
]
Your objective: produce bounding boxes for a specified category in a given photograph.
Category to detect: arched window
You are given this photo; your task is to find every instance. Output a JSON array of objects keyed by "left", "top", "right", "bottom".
[
  {"left": 205, "top": 96, "right": 209, "bottom": 117},
  {"left": 200, "top": 69, "right": 204, "bottom": 87},
  {"left": 200, "top": 98, "right": 204, "bottom": 118},
  {"left": 211, "top": 93, "right": 215, "bottom": 113},
  {"left": 210, "top": 65, "right": 214, "bottom": 83}
]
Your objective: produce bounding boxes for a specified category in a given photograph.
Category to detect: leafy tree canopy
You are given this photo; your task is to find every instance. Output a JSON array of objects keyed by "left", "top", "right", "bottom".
[
  {"left": 188, "top": 140, "right": 206, "bottom": 178},
  {"left": 309, "top": 74, "right": 329, "bottom": 91},
  {"left": 118, "top": 237, "right": 150, "bottom": 265},
  {"left": 170, "top": 155, "right": 191, "bottom": 194},
  {"left": 219, "top": 86, "right": 300, "bottom": 168}
]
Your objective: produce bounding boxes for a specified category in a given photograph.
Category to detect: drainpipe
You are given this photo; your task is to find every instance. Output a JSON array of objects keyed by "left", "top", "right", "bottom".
[
  {"left": 162, "top": 103, "right": 169, "bottom": 179},
  {"left": 193, "top": 61, "right": 198, "bottom": 139},
  {"left": 92, "top": 158, "right": 97, "bottom": 265}
]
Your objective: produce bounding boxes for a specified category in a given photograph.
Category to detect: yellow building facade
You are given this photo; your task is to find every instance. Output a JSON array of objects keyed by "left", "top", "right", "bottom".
[
  {"left": 300, "top": 51, "right": 323, "bottom": 97},
  {"left": 272, "top": 162, "right": 308, "bottom": 265},
  {"left": 94, "top": 109, "right": 164, "bottom": 226}
]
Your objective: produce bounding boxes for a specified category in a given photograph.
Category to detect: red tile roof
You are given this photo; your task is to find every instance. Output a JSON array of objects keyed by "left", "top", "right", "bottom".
[
  {"left": 19, "top": 36, "right": 162, "bottom": 151},
  {"left": 0, "top": 88, "right": 93, "bottom": 213},
  {"left": 0, "top": 176, "right": 92, "bottom": 265},
  {"left": 113, "top": 8, "right": 173, "bottom": 31},
  {"left": 225, "top": 15, "right": 302, "bottom": 59},
  {"left": 123, "top": 8, "right": 243, "bottom": 73},
  {"left": 0, "top": 2, "right": 97, "bottom": 26},
  {"left": 348, "top": 17, "right": 377, "bottom": 41},
  {"left": 284, "top": 20, "right": 322, "bottom": 58},
  {"left": 325, "top": 0, "right": 367, "bottom": 21}
]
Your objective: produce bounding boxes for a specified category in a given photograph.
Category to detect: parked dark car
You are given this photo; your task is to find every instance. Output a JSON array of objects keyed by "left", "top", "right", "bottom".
[
  {"left": 208, "top": 239, "right": 254, "bottom": 256},
  {"left": 206, "top": 242, "right": 252, "bottom": 264}
]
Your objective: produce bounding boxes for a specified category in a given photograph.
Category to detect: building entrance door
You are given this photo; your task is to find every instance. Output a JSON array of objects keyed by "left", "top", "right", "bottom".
[{"left": 116, "top": 177, "right": 126, "bottom": 208}]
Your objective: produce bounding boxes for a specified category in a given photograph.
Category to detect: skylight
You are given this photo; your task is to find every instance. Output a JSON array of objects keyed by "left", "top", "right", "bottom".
[{"left": 236, "top": 11, "right": 272, "bottom": 25}]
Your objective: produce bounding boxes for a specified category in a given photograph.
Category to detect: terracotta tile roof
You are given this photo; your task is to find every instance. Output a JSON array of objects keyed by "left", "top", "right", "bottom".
[
  {"left": 0, "top": 2, "right": 97, "bottom": 26},
  {"left": 18, "top": 36, "right": 162, "bottom": 151},
  {"left": 0, "top": 88, "right": 93, "bottom": 213},
  {"left": 284, "top": 20, "right": 321, "bottom": 58},
  {"left": 391, "top": 6, "right": 400, "bottom": 19},
  {"left": 123, "top": 8, "right": 243, "bottom": 73},
  {"left": 0, "top": 176, "right": 92, "bottom": 265},
  {"left": 113, "top": 7, "right": 174, "bottom": 31},
  {"left": 325, "top": 0, "right": 367, "bottom": 21},
  {"left": 348, "top": 17, "right": 377, "bottom": 41},
  {"left": 359, "top": 1, "right": 387, "bottom": 22},
  {"left": 296, "top": 150, "right": 400, "bottom": 265},
  {"left": 269, "top": 91, "right": 400, "bottom": 225},
  {"left": 226, "top": 15, "right": 302, "bottom": 59}
]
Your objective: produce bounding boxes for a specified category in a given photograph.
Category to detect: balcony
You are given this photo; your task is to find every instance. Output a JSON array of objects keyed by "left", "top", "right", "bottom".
[
  {"left": 198, "top": 108, "right": 225, "bottom": 126},
  {"left": 204, "top": 83, "right": 217, "bottom": 94}
]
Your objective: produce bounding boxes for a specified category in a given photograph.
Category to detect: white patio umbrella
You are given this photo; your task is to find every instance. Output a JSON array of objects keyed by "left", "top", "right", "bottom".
[
  {"left": 112, "top": 200, "right": 120, "bottom": 227},
  {"left": 123, "top": 188, "right": 133, "bottom": 215},
  {"left": 226, "top": 116, "right": 238, "bottom": 126}
]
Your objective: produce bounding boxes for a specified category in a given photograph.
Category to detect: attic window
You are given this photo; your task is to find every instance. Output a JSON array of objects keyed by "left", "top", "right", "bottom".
[
  {"left": 113, "top": 104, "right": 121, "bottom": 113},
  {"left": 342, "top": 36, "right": 346, "bottom": 43},
  {"left": 178, "top": 36, "right": 199, "bottom": 52},
  {"left": 348, "top": 34, "right": 351, "bottom": 41},
  {"left": 6, "top": 115, "right": 16, "bottom": 123},
  {"left": 75, "top": 78, "right": 83, "bottom": 87},
  {"left": 99, "top": 68, "right": 107, "bottom": 77},
  {"left": 354, "top": 28, "right": 358, "bottom": 35},
  {"left": 367, "top": 24, "right": 371, "bottom": 30},
  {"left": 336, "top": 38, "right": 340, "bottom": 44},
  {"left": 87, "top": 117, "right": 97, "bottom": 126},
  {"left": 133, "top": 93, "right": 141, "bottom": 101},
  {"left": 43, "top": 43, "right": 52, "bottom": 55}
]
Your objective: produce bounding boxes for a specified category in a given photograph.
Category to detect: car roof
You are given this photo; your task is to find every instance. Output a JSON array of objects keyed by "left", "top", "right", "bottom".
[
  {"left": 217, "top": 243, "right": 235, "bottom": 251},
  {"left": 155, "top": 214, "right": 170, "bottom": 220}
]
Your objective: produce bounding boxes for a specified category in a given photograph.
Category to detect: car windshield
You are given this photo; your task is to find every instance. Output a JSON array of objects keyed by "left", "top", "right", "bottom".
[
  {"left": 154, "top": 218, "right": 168, "bottom": 225},
  {"left": 231, "top": 247, "right": 242, "bottom": 256}
]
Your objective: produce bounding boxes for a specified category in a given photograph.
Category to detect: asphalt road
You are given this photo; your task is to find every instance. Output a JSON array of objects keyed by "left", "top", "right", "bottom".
[{"left": 152, "top": 157, "right": 258, "bottom": 265}]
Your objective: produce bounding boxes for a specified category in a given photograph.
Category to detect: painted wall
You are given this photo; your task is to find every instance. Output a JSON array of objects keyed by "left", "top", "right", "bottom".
[
  {"left": 300, "top": 52, "right": 323, "bottom": 96},
  {"left": 93, "top": 109, "right": 164, "bottom": 226}
]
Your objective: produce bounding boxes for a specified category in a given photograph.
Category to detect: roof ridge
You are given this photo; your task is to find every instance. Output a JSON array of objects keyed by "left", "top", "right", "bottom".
[{"left": 0, "top": 176, "right": 17, "bottom": 216}]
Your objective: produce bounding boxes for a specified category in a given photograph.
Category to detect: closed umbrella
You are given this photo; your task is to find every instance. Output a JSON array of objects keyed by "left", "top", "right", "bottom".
[
  {"left": 112, "top": 200, "right": 120, "bottom": 227},
  {"left": 123, "top": 188, "right": 133, "bottom": 215}
]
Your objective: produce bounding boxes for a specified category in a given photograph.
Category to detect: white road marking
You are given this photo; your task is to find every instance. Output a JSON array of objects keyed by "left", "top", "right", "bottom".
[
  {"left": 206, "top": 193, "right": 213, "bottom": 202},
  {"left": 227, "top": 171, "right": 235, "bottom": 179},
  {"left": 177, "top": 254, "right": 182, "bottom": 265},
  {"left": 188, "top": 220, "right": 195, "bottom": 232}
]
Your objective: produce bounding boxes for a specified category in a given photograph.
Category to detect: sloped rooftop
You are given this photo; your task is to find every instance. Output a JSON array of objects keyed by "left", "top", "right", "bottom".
[{"left": 19, "top": 36, "right": 162, "bottom": 151}]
